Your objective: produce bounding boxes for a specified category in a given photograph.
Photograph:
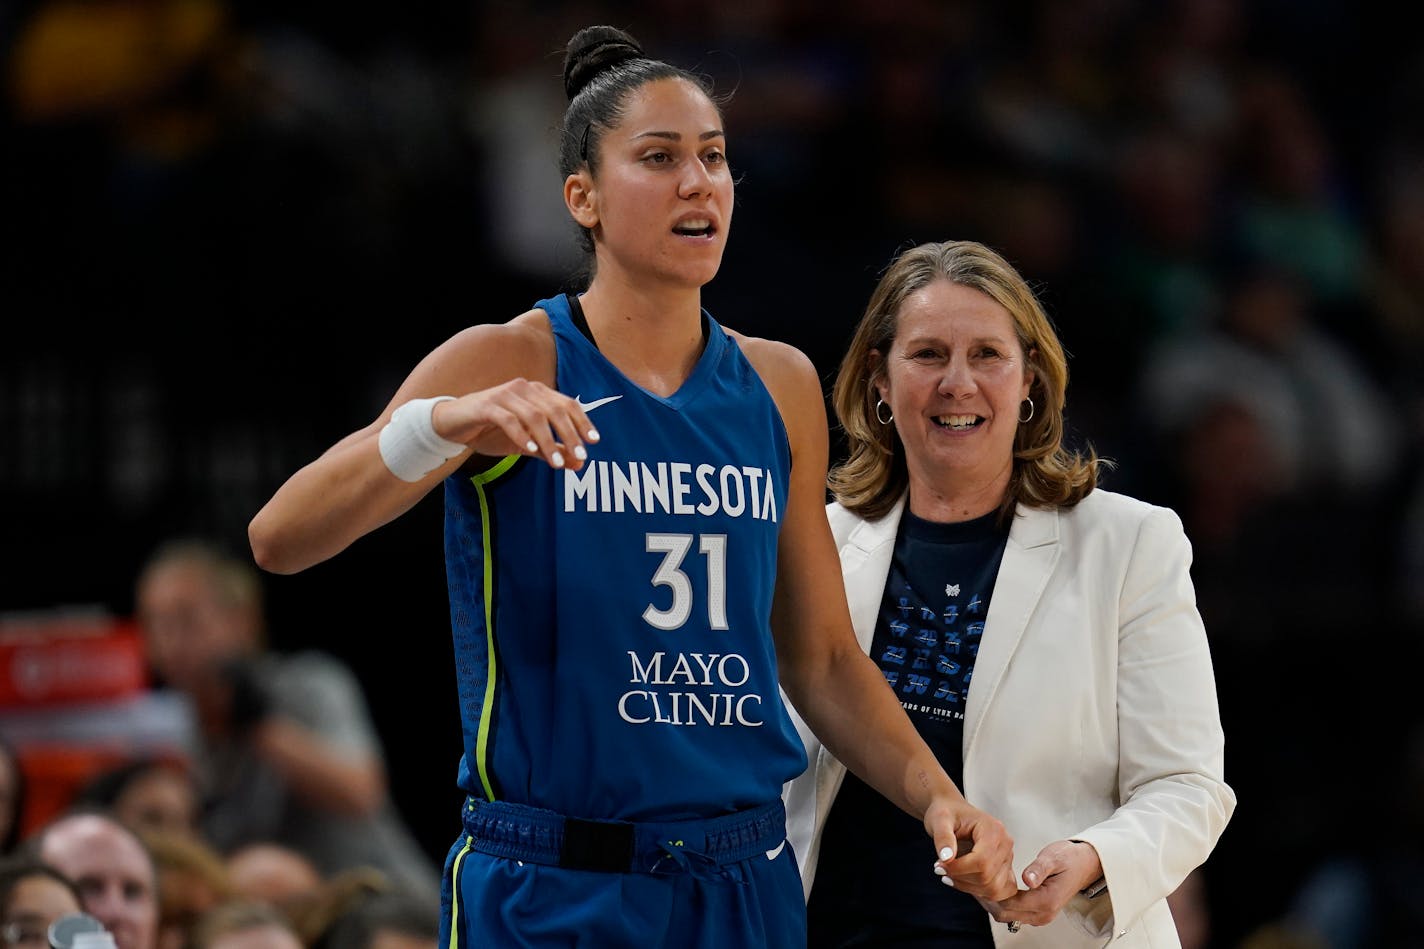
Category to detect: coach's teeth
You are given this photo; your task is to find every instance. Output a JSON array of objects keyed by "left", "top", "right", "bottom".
[{"left": 936, "top": 415, "right": 980, "bottom": 430}]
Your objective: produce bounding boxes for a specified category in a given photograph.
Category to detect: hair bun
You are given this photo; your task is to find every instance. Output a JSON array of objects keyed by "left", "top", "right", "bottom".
[{"left": 563, "top": 25, "right": 645, "bottom": 100}]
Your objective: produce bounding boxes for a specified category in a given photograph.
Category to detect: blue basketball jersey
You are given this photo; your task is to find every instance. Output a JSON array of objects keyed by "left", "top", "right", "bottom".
[{"left": 442, "top": 294, "right": 807, "bottom": 822}]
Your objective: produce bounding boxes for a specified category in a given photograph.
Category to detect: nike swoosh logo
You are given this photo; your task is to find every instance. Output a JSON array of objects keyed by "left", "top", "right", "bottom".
[
  {"left": 765, "top": 841, "right": 787, "bottom": 861},
  {"left": 575, "top": 394, "right": 623, "bottom": 412}
]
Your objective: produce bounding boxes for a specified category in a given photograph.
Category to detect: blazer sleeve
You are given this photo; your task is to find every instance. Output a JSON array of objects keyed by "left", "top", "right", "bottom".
[{"left": 1067, "top": 505, "right": 1237, "bottom": 939}]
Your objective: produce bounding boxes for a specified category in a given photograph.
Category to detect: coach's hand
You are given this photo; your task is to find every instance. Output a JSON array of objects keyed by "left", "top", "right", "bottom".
[{"left": 976, "top": 838, "right": 1104, "bottom": 930}]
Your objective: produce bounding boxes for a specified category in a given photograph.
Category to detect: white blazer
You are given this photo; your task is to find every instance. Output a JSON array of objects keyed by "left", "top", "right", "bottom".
[{"left": 783, "top": 489, "right": 1236, "bottom": 947}]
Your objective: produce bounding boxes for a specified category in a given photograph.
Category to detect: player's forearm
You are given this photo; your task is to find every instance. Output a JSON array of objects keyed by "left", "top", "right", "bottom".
[
  {"left": 785, "top": 644, "right": 964, "bottom": 820},
  {"left": 249, "top": 428, "right": 426, "bottom": 574}
]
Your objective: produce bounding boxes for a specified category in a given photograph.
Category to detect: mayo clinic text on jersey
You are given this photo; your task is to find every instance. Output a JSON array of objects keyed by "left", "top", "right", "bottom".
[{"left": 618, "top": 650, "right": 765, "bottom": 726}]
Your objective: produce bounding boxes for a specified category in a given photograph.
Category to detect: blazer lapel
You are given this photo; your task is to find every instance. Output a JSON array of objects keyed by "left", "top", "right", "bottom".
[
  {"left": 962, "top": 504, "right": 1060, "bottom": 762},
  {"left": 838, "top": 496, "right": 906, "bottom": 654}
]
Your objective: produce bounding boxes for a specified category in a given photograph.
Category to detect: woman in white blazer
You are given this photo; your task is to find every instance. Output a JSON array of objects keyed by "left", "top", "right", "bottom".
[{"left": 783, "top": 241, "right": 1235, "bottom": 947}]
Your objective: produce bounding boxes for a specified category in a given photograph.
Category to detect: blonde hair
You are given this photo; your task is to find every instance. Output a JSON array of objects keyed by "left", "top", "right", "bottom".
[
  {"left": 829, "top": 240, "right": 1103, "bottom": 521},
  {"left": 138, "top": 539, "right": 267, "bottom": 648},
  {"left": 191, "top": 901, "right": 300, "bottom": 949}
]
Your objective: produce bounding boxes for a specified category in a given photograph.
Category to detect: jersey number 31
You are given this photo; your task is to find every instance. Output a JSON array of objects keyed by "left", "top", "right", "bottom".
[{"left": 643, "top": 533, "right": 728, "bottom": 631}]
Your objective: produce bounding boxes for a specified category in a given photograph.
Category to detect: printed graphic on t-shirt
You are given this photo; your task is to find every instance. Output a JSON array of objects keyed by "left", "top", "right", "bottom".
[{"left": 876, "top": 569, "right": 986, "bottom": 726}]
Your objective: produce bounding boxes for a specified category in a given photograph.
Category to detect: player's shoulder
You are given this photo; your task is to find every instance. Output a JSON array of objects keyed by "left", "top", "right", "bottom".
[
  {"left": 721, "top": 327, "right": 828, "bottom": 457},
  {"left": 435, "top": 308, "right": 556, "bottom": 385},
  {"left": 723, "top": 327, "right": 820, "bottom": 391},
  {"left": 446, "top": 308, "right": 552, "bottom": 351}
]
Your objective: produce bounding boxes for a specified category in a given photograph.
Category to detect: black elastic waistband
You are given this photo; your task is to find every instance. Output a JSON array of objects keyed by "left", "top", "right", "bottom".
[{"left": 460, "top": 797, "right": 787, "bottom": 874}]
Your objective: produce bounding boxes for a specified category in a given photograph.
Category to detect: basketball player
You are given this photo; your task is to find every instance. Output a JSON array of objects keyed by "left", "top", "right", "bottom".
[{"left": 248, "top": 25, "right": 1016, "bottom": 947}]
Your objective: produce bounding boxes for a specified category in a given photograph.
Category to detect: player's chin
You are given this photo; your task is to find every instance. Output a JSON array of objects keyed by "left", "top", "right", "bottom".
[{"left": 667, "top": 260, "right": 724, "bottom": 289}]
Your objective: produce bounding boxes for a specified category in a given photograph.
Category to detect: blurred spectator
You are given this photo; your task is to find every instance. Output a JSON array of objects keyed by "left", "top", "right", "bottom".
[
  {"left": 224, "top": 845, "right": 321, "bottom": 915},
  {"left": 73, "top": 760, "right": 201, "bottom": 842},
  {"left": 0, "top": 857, "right": 83, "bottom": 949},
  {"left": 1267, "top": 719, "right": 1424, "bottom": 949},
  {"left": 1237, "top": 926, "right": 1327, "bottom": 949},
  {"left": 139, "top": 830, "right": 233, "bottom": 949},
  {"left": 1364, "top": 161, "right": 1424, "bottom": 398},
  {"left": 975, "top": 0, "right": 1126, "bottom": 177},
  {"left": 1098, "top": 122, "right": 1229, "bottom": 364},
  {"left": 1228, "top": 67, "right": 1368, "bottom": 310},
  {"left": 1138, "top": 261, "right": 1403, "bottom": 497},
  {"left": 191, "top": 902, "right": 301, "bottom": 949},
  {"left": 1124, "top": 0, "right": 1244, "bottom": 144},
  {"left": 1161, "top": 397, "right": 1288, "bottom": 551},
  {"left": 1405, "top": 472, "right": 1424, "bottom": 624},
  {"left": 1363, "top": 161, "right": 1424, "bottom": 622},
  {"left": 6, "top": 0, "right": 233, "bottom": 139},
  {"left": 0, "top": 741, "right": 23, "bottom": 855},
  {"left": 31, "top": 811, "right": 158, "bottom": 949},
  {"left": 322, "top": 890, "right": 436, "bottom": 949},
  {"left": 133, "top": 540, "right": 438, "bottom": 895},
  {"left": 462, "top": 4, "right": 585, "bottom": 292},
  {"left": 281, "top": 869, "right": 389, "bottom": 949}
]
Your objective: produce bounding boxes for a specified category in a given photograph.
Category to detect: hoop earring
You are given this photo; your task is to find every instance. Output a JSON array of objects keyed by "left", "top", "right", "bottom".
[
  {"left": 875, "top": 399, "right": 894, "bottom": 425},
  {"left": 1019, "top": 397, "right": 1035, "bottom": 424}
]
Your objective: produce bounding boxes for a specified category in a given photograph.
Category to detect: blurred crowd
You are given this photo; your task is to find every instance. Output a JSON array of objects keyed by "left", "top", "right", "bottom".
[
  {"left": 0, "top": 538, "right": 441, "bottom": 949},
  {"left": 2, "top": 1, "right": 1422, "bottom": 947},
  {"left": 2, "top": 745, "right": 440, "bottom": 949}
]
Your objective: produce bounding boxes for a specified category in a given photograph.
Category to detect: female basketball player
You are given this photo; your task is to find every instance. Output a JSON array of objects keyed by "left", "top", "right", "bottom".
[{"left": 248, "top": 25, "right": 1016, "bottom": 947}]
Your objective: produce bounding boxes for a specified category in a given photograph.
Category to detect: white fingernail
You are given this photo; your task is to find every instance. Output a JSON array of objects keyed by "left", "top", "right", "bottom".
[
  {"left": 573, "top": 445, "right": 587, "bottom": 461},
  {"left": 551, "top": 451, "right": 564, "bottom": 468},
  {"left": 933, "top": 865, "right": 947, "bottom": 877},
  {"left": 939, "top": 847, "right": 954, "bottom": 861},
  {"left": 525, "top": 440, "right": 539, "bottom": 453},
  {"left": 587, "top": 428, "right": 600, "bottom": 442},
  {"left": 941, "top": 876, "right": 955, "bottom": 888}
]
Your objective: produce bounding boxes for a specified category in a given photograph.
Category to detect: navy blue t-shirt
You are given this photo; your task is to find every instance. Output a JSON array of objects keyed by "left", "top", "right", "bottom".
[{"left": 807, "top": 508, "right": 1009, "bottom": 948}]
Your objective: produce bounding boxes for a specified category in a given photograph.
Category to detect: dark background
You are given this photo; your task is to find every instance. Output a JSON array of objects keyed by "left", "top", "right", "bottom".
[{"left": 4, "top": 1, "right": 1424, "bottom": 945}]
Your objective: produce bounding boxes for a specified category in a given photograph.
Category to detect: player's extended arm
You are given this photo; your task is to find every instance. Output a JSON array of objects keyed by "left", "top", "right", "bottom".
[{"left": 249, "top": 316, "right": 595, "bottom": 575}]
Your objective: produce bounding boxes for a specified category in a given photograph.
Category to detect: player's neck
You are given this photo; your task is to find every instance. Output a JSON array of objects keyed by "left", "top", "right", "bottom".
[{"left": 577, "top": 280, "right": 706, "bottom": 398}]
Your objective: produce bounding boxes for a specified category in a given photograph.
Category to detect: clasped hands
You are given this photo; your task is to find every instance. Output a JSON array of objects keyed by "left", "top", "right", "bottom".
[{"left": 928, "top": 800, "right": 1104, "bottom": 931}]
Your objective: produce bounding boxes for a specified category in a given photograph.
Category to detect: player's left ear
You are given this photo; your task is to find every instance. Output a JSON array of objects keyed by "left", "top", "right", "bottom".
[{"left": 565, "top": 172, "right": 598, "bottom": 228}]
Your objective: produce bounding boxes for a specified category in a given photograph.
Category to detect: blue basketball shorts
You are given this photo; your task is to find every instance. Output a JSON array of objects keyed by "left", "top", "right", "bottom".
[{"left": 439, "top": 798, "right": 806, "bottom": 948}]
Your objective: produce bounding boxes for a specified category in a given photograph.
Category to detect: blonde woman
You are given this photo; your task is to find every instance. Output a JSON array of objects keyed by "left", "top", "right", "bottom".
[{"left": 784, "top": 240, "right": 1236, "bottom": 947}]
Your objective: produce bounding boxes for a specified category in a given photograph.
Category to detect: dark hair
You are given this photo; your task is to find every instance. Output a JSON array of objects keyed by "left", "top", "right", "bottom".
[
  {"left": 323, "top": 890, "right": 438, "bottom": 949},
  {"left": 0, "top": 856, "right": 81, "bottom": 915},
  {"left": 557, "top": 25, "right": 718, "bottom": 258},
  {"left": 1, "top": 736, "right": 25, "bottom": 853},
  {"left": 72, "top": 758, "right": 190, "bottom": 812}
]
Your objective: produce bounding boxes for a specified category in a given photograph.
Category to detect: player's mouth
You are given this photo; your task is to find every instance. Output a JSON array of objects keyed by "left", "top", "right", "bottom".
[{"left": 672, "top": 216, "right": 717, "bottom": 239}]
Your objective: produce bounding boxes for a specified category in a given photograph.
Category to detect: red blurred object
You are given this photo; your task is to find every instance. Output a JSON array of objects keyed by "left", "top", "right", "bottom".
[
  {"left": 0, "top": 610, "right": 192, "bottom": 839},
  {"left": 0, "top": 611, "right": 148, "bottom": 708}
]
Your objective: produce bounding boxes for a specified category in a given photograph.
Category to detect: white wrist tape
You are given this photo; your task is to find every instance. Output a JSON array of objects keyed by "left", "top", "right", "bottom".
[{"left": 378, "top": 396, "right": 467, "bottom": 482}]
